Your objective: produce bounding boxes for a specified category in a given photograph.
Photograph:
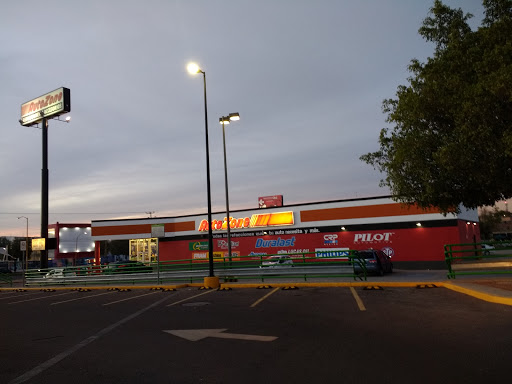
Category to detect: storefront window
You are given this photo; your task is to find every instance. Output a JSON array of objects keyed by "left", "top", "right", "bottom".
[{"left": 129, "top": 238, "right": 158, "bottom": 263}]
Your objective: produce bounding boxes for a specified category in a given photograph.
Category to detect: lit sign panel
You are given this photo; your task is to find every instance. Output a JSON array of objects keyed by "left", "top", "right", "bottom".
[
  {"left": 20, "top": 87, "right": 71, "bottom": 126},
  {"left": 258, "top": 195, "right": 283, "bottom": 208},
  {"left": 189, "top": 241, "right": 209, "bottom": 251},
  {"left": 198, "top": 211, "right": 294, "bottom": 232},
  {"left": 32, "top": 238, "right": 46, "bottom": 251}
]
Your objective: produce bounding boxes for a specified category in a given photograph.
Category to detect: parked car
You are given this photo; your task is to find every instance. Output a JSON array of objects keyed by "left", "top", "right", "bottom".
[
  {"left": 481, "top": 244, "right": 495, "bottom": 255},
  {"left": 353, "top": 249, "right": 393, "bottom": 276},
  {"left": 260, "top": 255, "right": 294, "bottom": 268},
  {"left": 103, "top": 260, "right": 153, "bottom": 274},
  {"left": 44, "top": 268, "right": 77, "bottom": 279}
]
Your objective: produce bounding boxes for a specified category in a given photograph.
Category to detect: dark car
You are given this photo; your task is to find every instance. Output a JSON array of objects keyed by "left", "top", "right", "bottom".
[
  {"left": 103, "top": 260, "right": 153, "bottom": 274},
  {"left": 353, "top": 249, "right": 393, "bottom": 276}
]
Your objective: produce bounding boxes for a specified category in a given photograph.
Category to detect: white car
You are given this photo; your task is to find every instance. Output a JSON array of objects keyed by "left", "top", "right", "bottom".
[
  {"left": 481, "top": 244, "right": 495, "bottom": 255},
  {"left": 260, "top": 255, "right": 294, "bottom": 268},
  {"left": 44, "top": 268, "right": 77, "bottom": 279}
]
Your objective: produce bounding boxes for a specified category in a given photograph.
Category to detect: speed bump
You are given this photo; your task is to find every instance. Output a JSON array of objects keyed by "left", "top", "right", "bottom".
[
  {"left": 257, "top": 285, "right": 273, "bottom": 289},
  {"left": 416, "top": 284, "right": 438, "bottom": 289},
  {"left": 363, "top": 286, "right": 383, "bottom": 290}
]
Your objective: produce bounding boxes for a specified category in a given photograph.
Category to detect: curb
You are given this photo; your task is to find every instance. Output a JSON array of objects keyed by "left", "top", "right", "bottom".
[
  {"left": 2, "top": 281, "right": 512, "bottom": 306},
  {"left": 442, "top": 282, "right": 512, "bottom": 306}
]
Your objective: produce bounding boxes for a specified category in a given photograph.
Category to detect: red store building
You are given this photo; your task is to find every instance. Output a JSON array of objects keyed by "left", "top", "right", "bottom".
[{"left": 90, "top": 196, "right": 480, "bottom": 269}]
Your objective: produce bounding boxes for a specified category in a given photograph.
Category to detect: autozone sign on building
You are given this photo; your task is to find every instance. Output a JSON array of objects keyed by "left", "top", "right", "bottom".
[{"left": 197, "top": 211, "right": 294, "bottom": 232}]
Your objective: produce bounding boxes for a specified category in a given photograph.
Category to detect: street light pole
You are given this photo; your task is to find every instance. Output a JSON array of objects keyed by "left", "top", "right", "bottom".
[
  {"left": 17, "top": 216, "right": 28, "bottom": 286},
  {"left": 187, "top": 62, "right": 215, "bottom": 280},
  {"left": 220, "top": 113, "right": 240, "bottom": 264},
  {"left": 75, "top": 231, "right": 87, "bottom": 267}
]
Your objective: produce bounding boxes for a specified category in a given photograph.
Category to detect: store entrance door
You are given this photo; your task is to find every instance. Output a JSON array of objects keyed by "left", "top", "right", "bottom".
[{"left": 129, "top": 238, "right": 158, "bottom": 264}]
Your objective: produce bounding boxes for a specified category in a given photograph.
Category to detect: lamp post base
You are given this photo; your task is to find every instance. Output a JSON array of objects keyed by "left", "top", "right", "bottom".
[{"left": 203, "top": 276, "right": 220, "bottom": 289}]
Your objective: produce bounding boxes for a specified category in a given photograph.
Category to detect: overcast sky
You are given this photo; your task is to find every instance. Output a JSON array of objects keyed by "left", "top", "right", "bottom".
[{"left": 0, "top": 0, "right": 485, "bottom": 237}]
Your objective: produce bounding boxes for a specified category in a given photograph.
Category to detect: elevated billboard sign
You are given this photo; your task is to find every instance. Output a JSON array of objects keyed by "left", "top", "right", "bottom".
[
  {"left": 20, "top": 87, "right": 71, "bottom": 126},
  {"left": 258, "top": 195, "right": 283, "bottom": 208}
]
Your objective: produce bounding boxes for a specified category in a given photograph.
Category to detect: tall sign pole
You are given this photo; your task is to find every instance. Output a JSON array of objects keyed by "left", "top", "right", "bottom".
[
  {"left": 19, "top": 87, "right": 71, "bottom": 269},
  {"left": 41, "top": 117, "right": 48, "bottom": 269}
]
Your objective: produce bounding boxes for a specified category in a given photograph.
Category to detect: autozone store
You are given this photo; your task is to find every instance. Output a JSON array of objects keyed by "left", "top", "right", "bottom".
[{"left": 90, "top": 196, "right": 480, "bottom": 268}]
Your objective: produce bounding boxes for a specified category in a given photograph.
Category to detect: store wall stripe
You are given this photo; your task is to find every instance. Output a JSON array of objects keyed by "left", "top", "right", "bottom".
[
  {"left": 300, "top": 203, "right": 440, "bottom": 222},
  {"left": 92, "top": 221, "right": 195, "bottom": 236}
]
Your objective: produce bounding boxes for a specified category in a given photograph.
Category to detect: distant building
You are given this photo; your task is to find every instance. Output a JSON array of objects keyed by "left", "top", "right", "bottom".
[{"left": 48, "top": 223, "right": 95, "bottom": 266}]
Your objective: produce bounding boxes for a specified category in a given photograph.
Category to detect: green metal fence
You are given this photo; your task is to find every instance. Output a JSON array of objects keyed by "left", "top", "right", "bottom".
[
  {"left": 0, "top": 272, "right": 13, "bottom": 286},
  {"left": 24, "top": 250, "right": 367, "bottom": 287},
  {"left": 445, "top": 242, "right": 512, "bottom": 279}
]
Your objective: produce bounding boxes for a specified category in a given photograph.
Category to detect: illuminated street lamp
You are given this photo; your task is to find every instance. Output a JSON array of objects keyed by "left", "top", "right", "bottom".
[
  {"left": 219, "top": 113, "right": 240, "bottom": 263},
  {"left": 187, "top": 62, "right": 215, "bottom": 280}
]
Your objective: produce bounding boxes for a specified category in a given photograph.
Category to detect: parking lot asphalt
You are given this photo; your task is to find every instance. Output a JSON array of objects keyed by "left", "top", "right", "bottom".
[
  {"left": 2, "top": 269, "right": 512, "bottom": 306},
  {"left": 3, "top": 278, "right": 512, "bottom": 384}
]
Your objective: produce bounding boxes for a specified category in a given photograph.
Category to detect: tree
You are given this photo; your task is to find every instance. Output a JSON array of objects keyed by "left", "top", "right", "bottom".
[
  {"left": 360, "top": 0, "right": 512, "bottom": 213},
  {"left": 478, "top": 207, "right": 507, "bottom": 239}
]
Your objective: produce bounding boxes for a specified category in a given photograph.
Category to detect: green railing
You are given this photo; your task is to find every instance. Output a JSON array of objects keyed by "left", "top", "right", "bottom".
[
  {"left": 0, "top": 272, "right": 13, "bottom": 286},
  {"left": 445, "top": 242, "right": 512, "bottom": 279},
  {"left": 24, "top": 250, "right": 367, "bottom": 286}
]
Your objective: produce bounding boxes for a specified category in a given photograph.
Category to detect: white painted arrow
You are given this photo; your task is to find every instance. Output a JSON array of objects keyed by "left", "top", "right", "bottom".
[{"left": 163, "top": 329, "right": 277, "bottom": 342}]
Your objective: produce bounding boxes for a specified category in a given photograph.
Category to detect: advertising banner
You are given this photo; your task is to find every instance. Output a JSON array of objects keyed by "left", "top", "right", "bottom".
[
  {"left": 160, "top": 225, "right": 458, "bottom": 263},
  {"left": 32, "top": 238, "right": 46, "bottom": 251},
  {"left": 258, "top": 195, "right": 283, "bottom": 208}
]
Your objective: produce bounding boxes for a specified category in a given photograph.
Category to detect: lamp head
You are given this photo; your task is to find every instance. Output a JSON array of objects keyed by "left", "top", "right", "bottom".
[
  {"left": 219, "top": 117, "right": 230, "bottom": 125},
  {"left": 228, "top": 112, "right": 240, "bottom": 121},
  {"left": 187, "top": 62, "right": 202, "bottom": 74}
]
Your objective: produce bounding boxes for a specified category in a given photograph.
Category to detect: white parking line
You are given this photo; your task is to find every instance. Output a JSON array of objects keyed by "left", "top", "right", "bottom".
[
  {"left": 103, "top": 291, "right": 161, "bottom": 306},
  {"left": 8, "top": 292, "right": 75, "bottom": 304},
  {"left": 166, "top": 289, "right": 216, "bottom": 306},
  {"left": 0, "top": 292, "right": 41, "bottom": 300},
  {"left": 8, "top": 295, "right": 171, "bottom": 384},
  {"left": 51, "top": 291, "right": 116, "bottom": 305},
  {"left": 250, "top": 287, "right": 280, "bottom": 307},
  {"left": 350, "top": 287, "right": 366, "bottom": 311}
]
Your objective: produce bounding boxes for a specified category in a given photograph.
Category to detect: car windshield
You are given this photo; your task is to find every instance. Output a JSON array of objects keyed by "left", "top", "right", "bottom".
[{"left": 357, "top": 251, "right": 375, "bottom": 259}]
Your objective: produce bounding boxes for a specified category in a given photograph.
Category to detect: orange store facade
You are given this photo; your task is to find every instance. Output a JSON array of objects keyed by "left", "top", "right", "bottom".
[{"left": 90, "top": 196, "right": 480, "bottom": 268}]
